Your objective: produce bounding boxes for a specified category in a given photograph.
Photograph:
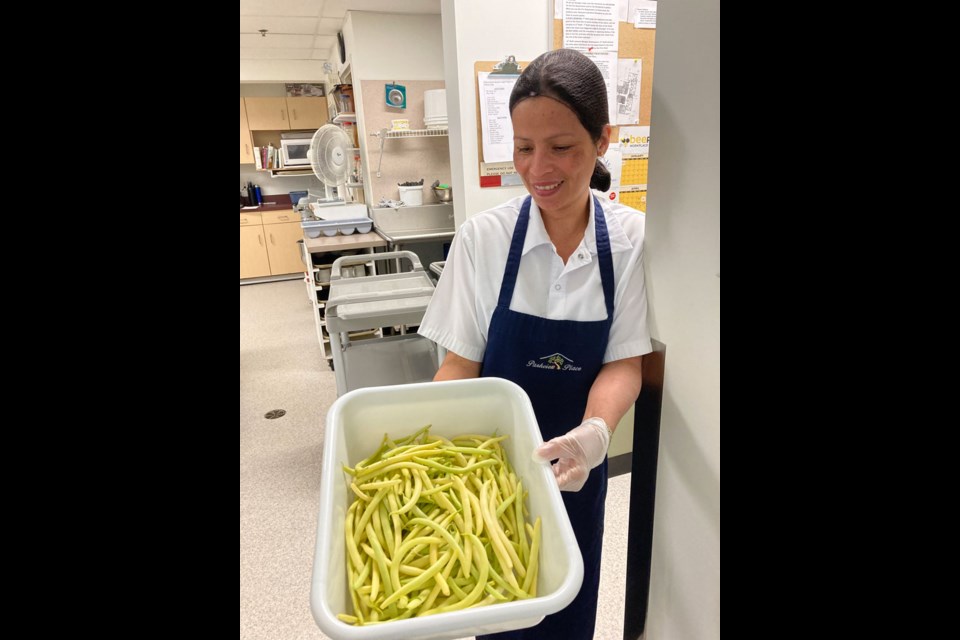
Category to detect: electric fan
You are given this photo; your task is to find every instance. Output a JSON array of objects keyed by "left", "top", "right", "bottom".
[{"left": 308, "top": 124, "right": 353, "bottom": 204}]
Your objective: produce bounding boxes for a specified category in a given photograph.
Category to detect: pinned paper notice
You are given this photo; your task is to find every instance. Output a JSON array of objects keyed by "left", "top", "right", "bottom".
[
  {"left": 616, "top": 59, "right": 642, "bottom": 125},
  {"left": 619, "top": 126, "right": 650, "bottom": 157},
  {"left": 478, "top": 71, "right": 520, "bottom": 164},
  {"left": 583, "top": 50, "right": 619, "bottom": 125},
  {"left": 633, "top": 1, "right": 657, "bottom": 28},
  {"left": 563, "top": 0, "right": 619, "bottom": 52}
]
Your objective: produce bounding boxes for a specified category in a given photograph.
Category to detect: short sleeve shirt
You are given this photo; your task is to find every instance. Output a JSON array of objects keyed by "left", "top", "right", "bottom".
[{"left": 418, "top": 194, "right": 652, "bottom": 364}]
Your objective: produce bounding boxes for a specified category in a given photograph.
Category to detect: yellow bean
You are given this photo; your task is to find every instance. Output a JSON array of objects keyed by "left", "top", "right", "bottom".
[
  {"left": 516, "top": 480, "right": 529, "bottom": 565},
  {"left": 349, "top": 482, "right": 372, "bottom": 502},
  {"left": 365, "top": 522, "right": 394, "bottom": 597},
  {"left": 344, "top": 502, "right": 364, "bottom": 571},
  {"left": 424, "top": 534, "right": 489, "bottom": 614},
  {"left": 392, "top": 471, "right": 422, "bottom": 516},
  {"left": 380, "top": 549, "right": 452, "bottom": 609},
  {"left": 414, "top": 455, "right": 498, "bottom": 475},
  {"left": 353, "top": 555, "right": 372, "bottom": 590},
  {"left": 521, "top": 517, "right": 541, "bottom": 595},
  {"left": 353, "top": 486, "right": 390, "bottom": 545},
  {"left": 369, "top": 558, "right": 379, "bottom": 602},
  {"left": 359, "top": 460, "right": 431, "bottom": 482}
]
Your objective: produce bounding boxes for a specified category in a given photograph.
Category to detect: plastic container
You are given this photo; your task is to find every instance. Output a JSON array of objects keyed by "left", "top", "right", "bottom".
[
  {"left": 310, "top": 378, "right": 584, "bottom": 640},
  {"left": 289, "top": 190, "right": 308, "bottom": 205},
  {"left": 398, "top": 185, "right": 423, "bottom": 206}
]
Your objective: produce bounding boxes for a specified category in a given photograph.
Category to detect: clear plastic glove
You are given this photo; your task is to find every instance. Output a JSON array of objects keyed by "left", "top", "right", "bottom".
[{"left": 532, "top": 418, "right": 611, "bottom": 492}]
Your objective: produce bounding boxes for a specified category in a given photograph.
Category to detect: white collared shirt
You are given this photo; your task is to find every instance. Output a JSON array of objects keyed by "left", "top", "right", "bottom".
[{"left": 418, "top": 194, "right": 652, "bottom": 364}]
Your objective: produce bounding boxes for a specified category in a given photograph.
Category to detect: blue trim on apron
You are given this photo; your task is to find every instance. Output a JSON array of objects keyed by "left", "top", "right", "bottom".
[{"left": 478, "top": 195, "right": 615, "bottom": 640}]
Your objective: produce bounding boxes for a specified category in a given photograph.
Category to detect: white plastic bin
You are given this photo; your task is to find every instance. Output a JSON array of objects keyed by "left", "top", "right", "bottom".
[
  {"left": 311, "top": 378, "right": 584, "bottom": 640},
  {"left": 398, "top": 185, "right": 423, "bottom": 206}
]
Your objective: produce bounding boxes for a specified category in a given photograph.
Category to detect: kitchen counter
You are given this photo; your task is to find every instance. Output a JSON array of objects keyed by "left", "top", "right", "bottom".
[
  {"left": 240, "top": 193, "right": 295, "bottom": 212},
  {"left": 240, "top": 202, "right": 295, "bottom": 213}
]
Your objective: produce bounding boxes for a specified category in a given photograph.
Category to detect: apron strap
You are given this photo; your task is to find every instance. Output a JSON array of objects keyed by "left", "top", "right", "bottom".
[
  {"left": 496, "top": 196, "right": 532, "bottom": 308},
  {"left": 592, "top": 195, "right": 616, "bottom": 319}
]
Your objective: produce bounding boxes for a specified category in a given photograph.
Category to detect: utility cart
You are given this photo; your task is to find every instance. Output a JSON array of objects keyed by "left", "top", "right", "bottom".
[{"left": 325, "top": 251, "right": 440, "bottom": 395}]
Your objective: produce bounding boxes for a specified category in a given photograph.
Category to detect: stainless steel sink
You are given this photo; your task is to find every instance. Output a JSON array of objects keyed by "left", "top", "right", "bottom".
[{"left": 371, "top": 204, "right": 454, "bottom": 242}]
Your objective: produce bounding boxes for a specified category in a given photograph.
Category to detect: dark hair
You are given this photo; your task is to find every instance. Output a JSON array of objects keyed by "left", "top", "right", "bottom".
[{"left": 509, "top": 49, "right": 611, "bottom": 191}]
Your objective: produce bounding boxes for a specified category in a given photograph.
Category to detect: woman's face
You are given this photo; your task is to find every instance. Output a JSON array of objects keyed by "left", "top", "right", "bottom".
[{"left": 512, "top": 96, "right": 610, "bottom": 218}]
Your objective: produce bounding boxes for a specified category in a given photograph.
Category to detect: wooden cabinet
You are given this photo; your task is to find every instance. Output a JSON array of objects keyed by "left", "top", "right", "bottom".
[
  {"left": 244, "top": 97, "right": 289, "bottom": 130},
  {"left": 240, "top": 210, "right": 306, "bottom": 279},
  {"left": 240, "top": 217, "right": 271, "bottom": 279},
  {"left": 286, "top": 97, "right": 327, "bottom": 129},
  {"left": 240, "top": 99, "right": 254, "bottom": 164},
  {"left": 244, "top": 97, "right": 327, "bottom": 131},
  {"left": 262, "top": 210, "right": 305, "bottom": 275}
]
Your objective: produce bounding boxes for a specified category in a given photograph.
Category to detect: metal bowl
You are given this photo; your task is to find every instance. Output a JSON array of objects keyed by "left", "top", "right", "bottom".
[{"left": 432, "top": 187, "right": 453, "bottom": 203}]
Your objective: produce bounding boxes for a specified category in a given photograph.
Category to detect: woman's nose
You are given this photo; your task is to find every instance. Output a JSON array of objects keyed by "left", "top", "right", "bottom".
[{"left": 528, "top": 148, "right": 552, "bottom": 176}]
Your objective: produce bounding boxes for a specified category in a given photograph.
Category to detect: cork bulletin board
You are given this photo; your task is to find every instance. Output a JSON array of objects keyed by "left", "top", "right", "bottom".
[
  {"left": 552, "top": 4, "right": 657, "bottom": 210},
  {"left": 552, "top": 20, "right": 657, "bottom": 132}
]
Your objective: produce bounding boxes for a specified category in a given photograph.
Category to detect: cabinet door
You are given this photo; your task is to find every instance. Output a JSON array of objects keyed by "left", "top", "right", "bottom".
[
  {"left": 244, "top": 97, "right": 290, "bottom": 130},
  {"left": 240, "top": 225, "right": 271, "bottom": 278},
  {"left": 286, "top": 97, "right": 327, "bottom": 129},
  {"left": 240, "top": 99, "right": 255, "bottom": 164},
  {"left": 265, "top": 221, "right": 307, "bottom": 275}
]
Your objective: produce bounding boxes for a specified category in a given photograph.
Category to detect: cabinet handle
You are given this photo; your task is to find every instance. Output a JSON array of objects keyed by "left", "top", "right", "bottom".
[
  {"left": 279, "top": 215, "right": 289, "bottom": 221},
  {"left": 245, "top": 144, "right": 250, "bottom": 154},
  {"left": 292, "top": 109, "right": 298, "bottom": 119},
  {"left": 258, "top": 234, "right": 263, "bottom": 246},
  {"left": 241, "top": 218, "right": 247, "bottom": 224},
  {"left": 270, "top": 233, "right": 275, "bottom": 245},
  {"left": 281, "top": 110, "right": 286, "bottom": 121}
]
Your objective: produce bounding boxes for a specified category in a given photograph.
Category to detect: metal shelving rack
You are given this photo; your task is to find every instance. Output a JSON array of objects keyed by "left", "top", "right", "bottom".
[
  {"left": 370, "top": 127, "right": 449, "bottom": 177},
  {"left": 372, "top": 128, "right": 448, "bottom": 139}
]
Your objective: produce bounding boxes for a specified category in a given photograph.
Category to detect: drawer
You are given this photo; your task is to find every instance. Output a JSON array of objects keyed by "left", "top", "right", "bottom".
[
  {"left": 262, "top": 210, "right": 300, "bottom": 225},
  {"left": 240, "top": 212, "right": 263, "bottom": 227}
]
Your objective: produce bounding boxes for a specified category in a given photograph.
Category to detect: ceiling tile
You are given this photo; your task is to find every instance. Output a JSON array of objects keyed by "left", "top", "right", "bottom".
[
  {"left": 240, "top": 33, "right": 316, "bottom": 49},
  {"left": 240, "top": 16, "right": 319, "bottom": 35},
  {"left": 240, "top": 48, "right": 317, "bottom": 60},
  {"left": 240, "top": 0, "right": 324, "bottom": 17},
  {"left": 317, "top": 17, "right": 342, "bottom": 34},
  {"left": 321, "top": 0, "right": 348, "bottom": 18},
  {"left": 312, "top": 35, "right": 336, "bottom": 49}
]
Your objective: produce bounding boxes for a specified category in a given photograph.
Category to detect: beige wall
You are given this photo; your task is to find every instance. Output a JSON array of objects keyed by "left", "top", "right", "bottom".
[
  {"left": 644, "top": 0, "right": 721, "bottom": 638},
  {"left": 359, "top": 80, "right": 451, "bottom": 205}
]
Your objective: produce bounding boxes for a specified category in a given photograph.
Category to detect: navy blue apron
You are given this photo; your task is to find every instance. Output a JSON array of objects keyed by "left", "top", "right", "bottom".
[{"left": 477, "top": 195, "right": 615, "bottom": 640}]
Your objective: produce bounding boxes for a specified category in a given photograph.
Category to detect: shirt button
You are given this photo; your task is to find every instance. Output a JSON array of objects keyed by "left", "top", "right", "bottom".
[
  {"left": 577, "top": 252, "right": 584, "bottom": 260},
  {"left": 554, "top": 284, "right": 561, "bottom": 291}
]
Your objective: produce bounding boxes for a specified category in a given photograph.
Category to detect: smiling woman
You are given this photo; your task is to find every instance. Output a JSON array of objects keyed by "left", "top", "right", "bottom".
[{"left": 417, "top": 48, "right": 652, "bottom": 640}]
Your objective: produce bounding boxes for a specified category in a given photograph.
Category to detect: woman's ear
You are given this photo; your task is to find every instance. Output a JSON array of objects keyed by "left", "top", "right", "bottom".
[{"left": 597, "top": 124, "right": 612, "bottom": 157}]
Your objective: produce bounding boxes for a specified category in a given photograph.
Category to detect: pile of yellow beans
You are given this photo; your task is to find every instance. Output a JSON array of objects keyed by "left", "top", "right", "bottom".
[{"left": 338, "top": 425, "right": 541, "bottom": 625}]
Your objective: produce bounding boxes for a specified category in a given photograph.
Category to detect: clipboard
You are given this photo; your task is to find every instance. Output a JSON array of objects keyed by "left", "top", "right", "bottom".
[{"left": 474, "top": 57, "right": 530, "bottom": 188}]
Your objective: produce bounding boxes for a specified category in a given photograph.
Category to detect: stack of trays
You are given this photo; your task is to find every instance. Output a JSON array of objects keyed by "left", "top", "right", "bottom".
[{"left": 424, "top": 89, "right": 448, "bottom": 130}]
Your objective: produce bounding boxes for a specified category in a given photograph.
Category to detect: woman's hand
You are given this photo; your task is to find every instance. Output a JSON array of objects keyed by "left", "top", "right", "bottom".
[{"left": 533, "top": 418, "right": 610, "bottom": 491}]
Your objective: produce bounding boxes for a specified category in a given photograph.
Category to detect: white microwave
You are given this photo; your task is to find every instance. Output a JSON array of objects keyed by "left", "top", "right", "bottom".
[{"left": 280, "top": 136, "right": 313, "bottom": 167}]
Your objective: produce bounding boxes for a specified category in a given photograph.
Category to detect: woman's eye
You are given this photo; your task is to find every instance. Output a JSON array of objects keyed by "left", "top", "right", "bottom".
[
  {"left": 554, "top": 146, "right": 571, "bottom": 152},
  {"left": 516, "top": 147, "right": 532, "bottom": 154}
]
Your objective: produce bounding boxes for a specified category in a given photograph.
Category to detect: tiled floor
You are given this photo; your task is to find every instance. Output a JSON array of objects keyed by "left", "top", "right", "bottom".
[{"left": 240, "top": 280, "right": 632, "bottom": 639}]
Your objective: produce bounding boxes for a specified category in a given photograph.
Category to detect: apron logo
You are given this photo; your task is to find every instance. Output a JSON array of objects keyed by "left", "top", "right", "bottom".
[{"left": 526, "top": 353, "right": 583, "bottom": 372}]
